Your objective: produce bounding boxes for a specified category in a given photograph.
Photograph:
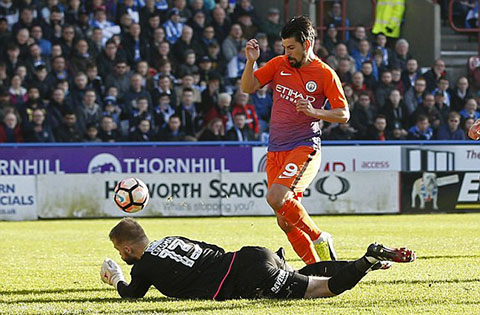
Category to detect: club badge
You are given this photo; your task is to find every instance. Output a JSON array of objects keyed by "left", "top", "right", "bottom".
[{"left": 305, "top": 81, "right": 317, "bottom": 93}]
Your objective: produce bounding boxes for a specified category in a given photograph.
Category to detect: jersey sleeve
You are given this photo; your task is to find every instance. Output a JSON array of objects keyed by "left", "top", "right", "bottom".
[
  {"left": 323, "top": 67, "right": 349, "bottom": 109},
  {"left": 117, "top": 277, "right": 151, "bottom": 299},
  {"left": 253, "top": 56, "right": 281, "bottom": 87}
]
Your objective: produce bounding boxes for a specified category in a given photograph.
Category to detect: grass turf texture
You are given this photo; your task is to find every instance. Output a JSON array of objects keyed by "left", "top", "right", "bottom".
[{"left": 0, "top": 214, "right": 479, "bottom": 315}]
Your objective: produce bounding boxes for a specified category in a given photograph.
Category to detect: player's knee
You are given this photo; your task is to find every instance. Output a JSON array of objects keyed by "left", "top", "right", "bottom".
[{"left": 266, "top": 185, "right": 291, "bottom": 212}]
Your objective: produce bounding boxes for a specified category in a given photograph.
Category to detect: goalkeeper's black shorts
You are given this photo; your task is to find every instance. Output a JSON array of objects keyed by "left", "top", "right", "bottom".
[{"left": 214, "top": 246, "right": 309, "bottom": 300}]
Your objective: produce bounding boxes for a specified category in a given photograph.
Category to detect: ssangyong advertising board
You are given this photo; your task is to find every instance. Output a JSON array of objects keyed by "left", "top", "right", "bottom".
[
  {"left": 401, "top": 172, "right": 480, "bottom": 213},
  {"left": 36, "top": 172, "right": 399, "bottom": 218},
  {"left": 0, "top": 146, "right": 252, "bottom": 174}
]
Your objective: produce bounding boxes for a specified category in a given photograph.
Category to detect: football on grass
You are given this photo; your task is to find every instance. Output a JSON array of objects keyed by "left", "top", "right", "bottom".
[{"left": 114, "top": 178, "right": 150, "bottom": 213}]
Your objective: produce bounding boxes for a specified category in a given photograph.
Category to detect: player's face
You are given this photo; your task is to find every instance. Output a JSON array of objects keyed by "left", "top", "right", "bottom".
[
  {"left": 113, "top": 239, "right": 139, "bottom": 265},
  {"left": 282, "top": 37, "right": 307, "bottom": 68}
]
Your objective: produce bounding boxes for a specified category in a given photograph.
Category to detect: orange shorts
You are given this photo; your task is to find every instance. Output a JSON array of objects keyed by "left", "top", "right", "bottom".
[{"left": 266, "top": 146, "right": 321, "bottom": 194}]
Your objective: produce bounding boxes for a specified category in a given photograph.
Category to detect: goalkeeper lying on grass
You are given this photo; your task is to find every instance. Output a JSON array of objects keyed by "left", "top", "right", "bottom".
[{"left": 101, "top": 218, "right": 415, "bottom": 300}]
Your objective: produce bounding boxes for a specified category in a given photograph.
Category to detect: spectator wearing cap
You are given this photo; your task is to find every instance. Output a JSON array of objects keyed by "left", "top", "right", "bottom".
[
  {"left": 324, "top": 24, "right": 340, "bottom": 55},
  {"left": 91, "top": 6, "right": 121, "bottom": 46},
  {"left": 436, "top": 111, "right": 465, "bottom": 140},
  {"left": 450, "top": 76, "right": 472, "bottom": 112},
  {"left": 222, "top": 23, "right": 246, "bottom": 62},
  {"left": 172, "top": 25, "right": 195, "bottom": 64},
  {"left": 187, "top": 9, "right": 206, "bottom": 42},
  {"left": 163, "top": 8, "right": 184, "bottom": 45},
  {"left": 198, "top": 55, "right": 216, "bottom": 86},
  {"left": 260, "top": 7, "right": 283, "bottom": 47},
  {"left": 211, "top": 6, "right": 231, "bottom": 44},
  {"left": 390, "top": 121, "right": 407, "bottom": 140},
  {"left": 172, "top": 0, "right": 191, "bottom": 24},
  {"left": 121, "top": 22, "right": 150, "bottom": 66},
  {"left": 102, "top": 95, "right": 122, "bottom": 127}
]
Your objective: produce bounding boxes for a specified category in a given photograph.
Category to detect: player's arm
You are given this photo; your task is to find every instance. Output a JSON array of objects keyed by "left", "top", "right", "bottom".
[
  {"left": 297, "top": 68, "right": 350, "bottom": 123},
  {"left": 296, "top": 103, "right": 350, "bottom": 123},
  {"left": 241, "top": 39, "right": 262, "bottom": 93},
  {"left": 468, "top": 118, "right": 480, "bottom": 140},
  {"left": 117, "top": 277, "right": 151, "bottom": 299}
]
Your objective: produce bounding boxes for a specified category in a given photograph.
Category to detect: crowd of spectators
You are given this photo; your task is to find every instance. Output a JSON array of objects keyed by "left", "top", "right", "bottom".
[{"left": 0, "top": 0, "right": 477, "bottom": 143}]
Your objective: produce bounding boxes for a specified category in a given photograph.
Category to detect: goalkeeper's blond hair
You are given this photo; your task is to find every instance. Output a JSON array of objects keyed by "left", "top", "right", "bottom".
[{"left": 109, "top": 218, "right": 148, "bottom": 245}]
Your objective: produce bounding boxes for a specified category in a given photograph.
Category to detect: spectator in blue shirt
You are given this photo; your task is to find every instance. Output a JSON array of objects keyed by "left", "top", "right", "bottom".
[
  {"left": 459, "top": 98, "right": 480, "bottom": 121},
  {"left": 407, "top": 115, "right": 433, "bottom": 140},
  {"left": 435, "top": 111, "right": 465, "bottom": 140}
]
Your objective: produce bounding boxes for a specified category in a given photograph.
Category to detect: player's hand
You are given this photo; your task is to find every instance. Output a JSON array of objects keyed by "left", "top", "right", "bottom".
[
  {"left": 100, "top": 258, "right": 126, "bottom": 289},
  {"left": 468, "top": 119, "right": 480, "bottom": 140},
  {"left": 296, "top": 98, "right": 316, "bottom": 117},
  {"left": 245, "top": 39, "right": 260, "bottom": 62}
]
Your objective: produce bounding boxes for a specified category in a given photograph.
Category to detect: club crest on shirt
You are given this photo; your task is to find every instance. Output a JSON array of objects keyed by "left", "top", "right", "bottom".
[{"left": 305, "top": 81, "right": 317, "bottom": 93}]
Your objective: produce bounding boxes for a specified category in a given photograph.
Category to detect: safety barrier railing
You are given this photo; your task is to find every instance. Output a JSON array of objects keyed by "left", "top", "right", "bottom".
[{"left": 447, "top": 0, "right": 480, "bottom": 54}]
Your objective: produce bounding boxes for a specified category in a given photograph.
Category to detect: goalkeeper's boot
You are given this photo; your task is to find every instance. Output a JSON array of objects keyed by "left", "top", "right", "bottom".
[
  {"left": 366, "top": 243, "right": 416, "bottom": 263},
  {"left": 313, "top": 232, "right": 337, "bottom": 261},
  {"left": 370, "top": 261, "right": 393, "bottom": 271}
]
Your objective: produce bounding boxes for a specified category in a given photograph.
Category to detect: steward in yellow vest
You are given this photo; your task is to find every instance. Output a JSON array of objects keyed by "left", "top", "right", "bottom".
[{"left": 372, "top": 0, "right": 406, "bottom": 38}]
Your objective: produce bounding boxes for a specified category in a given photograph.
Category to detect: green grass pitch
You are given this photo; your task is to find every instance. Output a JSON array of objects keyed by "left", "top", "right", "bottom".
[{"left": 1, "top": 214, "right": 479, "bottom": 314}]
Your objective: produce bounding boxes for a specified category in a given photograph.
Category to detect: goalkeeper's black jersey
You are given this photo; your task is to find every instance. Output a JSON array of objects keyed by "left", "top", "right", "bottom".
[{"left": 117, "top": 236, "right": 235, "bottom": 299}]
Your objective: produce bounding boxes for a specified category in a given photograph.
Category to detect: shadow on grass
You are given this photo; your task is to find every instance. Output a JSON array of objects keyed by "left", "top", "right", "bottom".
[
  {"left": 365, "top": 278, "right": 480, "bottom": 285},
  {"left": 0, "top": 287, "right": 110, "bottom": 296}
]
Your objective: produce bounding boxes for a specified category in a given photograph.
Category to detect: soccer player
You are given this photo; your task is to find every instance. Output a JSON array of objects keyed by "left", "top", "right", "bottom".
[
  {"left": 468, "top": 118, "right": 480, "bottom": 140},
  {"left": 101, "top": 218, "right": 415, "bottom": 300},
  {"left": 240, "top": 16, "right": 350, "bottom": 264}
]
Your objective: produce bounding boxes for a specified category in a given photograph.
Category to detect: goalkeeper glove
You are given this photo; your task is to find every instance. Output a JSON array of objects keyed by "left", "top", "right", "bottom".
[{"left": 100, "top": 258, "right": 126, "bottom": 289}]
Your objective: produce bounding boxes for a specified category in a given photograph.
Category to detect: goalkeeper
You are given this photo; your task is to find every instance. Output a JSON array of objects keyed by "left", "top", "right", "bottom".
[{"left": 101, "top": 218, "right": 415, "bottom": 300}]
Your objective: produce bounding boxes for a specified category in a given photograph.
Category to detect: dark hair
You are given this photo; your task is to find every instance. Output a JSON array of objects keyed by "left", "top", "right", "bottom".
[
  {"left": 375, "top": 114, "right": 387, "bottom": 121},
  {"left": 281, "top": 15, "right": 316, "bottom": 45},
  {"left": 416, "top": 114, "right": 428, "bottom": 123},
  {"left": 109, "top": 218, "right": 148, "bottom": 244}
]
